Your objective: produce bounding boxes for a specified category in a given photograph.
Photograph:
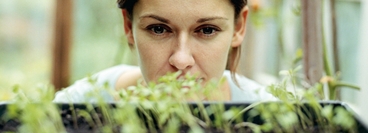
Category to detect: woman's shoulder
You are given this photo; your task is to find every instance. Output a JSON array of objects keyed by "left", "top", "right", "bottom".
[
  {"left": 94, "top": 64, "right": 139, "bottom": 88},
  {"left": 53, "top": 64, "right": 139, "bottom": 103},
  {"left": 223, "top": 70, "right": 276, "bottom": 102}
]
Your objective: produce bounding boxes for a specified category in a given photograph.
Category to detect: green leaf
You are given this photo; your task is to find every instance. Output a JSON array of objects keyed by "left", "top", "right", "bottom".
[{"left": 321, "top": 105, "right": 334, "bottom": 121}]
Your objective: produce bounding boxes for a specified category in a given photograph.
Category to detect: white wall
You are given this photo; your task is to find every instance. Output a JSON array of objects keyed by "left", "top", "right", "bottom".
[{"left": 356, "top": 0, "right": 368, "bottom": 125}]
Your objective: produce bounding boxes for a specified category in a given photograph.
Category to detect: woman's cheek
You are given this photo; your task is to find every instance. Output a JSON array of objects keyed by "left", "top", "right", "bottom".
[{"left": 136, "top": 40, "right": 171, "bottom": 81}]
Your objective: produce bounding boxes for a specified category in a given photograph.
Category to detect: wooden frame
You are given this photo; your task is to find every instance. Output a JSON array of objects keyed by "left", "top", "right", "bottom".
[{"left": 52, "top": 0, "right": 73, "bottom": 90}]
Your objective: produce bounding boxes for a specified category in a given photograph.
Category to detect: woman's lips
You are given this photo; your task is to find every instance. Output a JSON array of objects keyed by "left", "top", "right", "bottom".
[{"left": 176, "top": 75, "right": 204, "bottom": 82}]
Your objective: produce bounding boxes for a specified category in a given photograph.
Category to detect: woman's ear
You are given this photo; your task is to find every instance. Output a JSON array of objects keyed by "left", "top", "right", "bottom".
[
  {"left": 232, "top": 7, "right": 248, "bottom": 47},
  {"left": 122, "top": 9, "right": 135, "bottom": 45}
]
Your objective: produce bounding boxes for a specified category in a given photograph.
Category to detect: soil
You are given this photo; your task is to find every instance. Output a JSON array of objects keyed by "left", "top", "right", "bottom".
[{"left": 0, "top": 119, "right": 20, "bottom": 132}]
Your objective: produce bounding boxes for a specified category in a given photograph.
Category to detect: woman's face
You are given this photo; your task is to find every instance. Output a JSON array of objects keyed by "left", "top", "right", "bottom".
[{"left": 123, "top": 0, "right": 247, "bottom": 84}]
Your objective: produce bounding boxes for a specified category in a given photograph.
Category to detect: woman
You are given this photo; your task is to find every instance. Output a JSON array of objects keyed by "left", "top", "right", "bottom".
[{"left": 53, "top": 0, "right": 274, "bottom": 102}]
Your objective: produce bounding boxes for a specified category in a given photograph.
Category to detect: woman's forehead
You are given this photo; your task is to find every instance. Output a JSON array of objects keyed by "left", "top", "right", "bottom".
[{"left": 133, "top": 0, "right": 235, "bottom": 20}]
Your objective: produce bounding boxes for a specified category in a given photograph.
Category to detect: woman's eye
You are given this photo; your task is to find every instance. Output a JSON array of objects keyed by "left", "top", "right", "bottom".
[
  {"left": 147, "top": 25, "right": 169, "bottom": 35},
  {"left": 201, "top": 27, "right": 216, "bottom": 35},
  {"left": 196, "top": 26, "right": 220, "bottom": 37}
]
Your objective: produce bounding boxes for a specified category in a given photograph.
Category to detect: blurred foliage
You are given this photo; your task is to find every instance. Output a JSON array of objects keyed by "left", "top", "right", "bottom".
[
  {"left": 0, "top": 0, "right": 136, "bottom": 91},
  {"left": 0, "top": 0, "right": 53, "bottom": 91},
  {"left": 71, "top": 0, "right": 136, "bottom": 82}
]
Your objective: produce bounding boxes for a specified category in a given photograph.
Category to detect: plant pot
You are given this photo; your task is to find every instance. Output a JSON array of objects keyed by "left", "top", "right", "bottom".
[{"left": 0, "top": 101, "right": 367, "bottom": 133}]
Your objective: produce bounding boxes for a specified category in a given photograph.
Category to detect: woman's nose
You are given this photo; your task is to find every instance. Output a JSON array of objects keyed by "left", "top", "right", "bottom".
[{"left": 169, "top": 47, "right": 195, "bottom": 70}]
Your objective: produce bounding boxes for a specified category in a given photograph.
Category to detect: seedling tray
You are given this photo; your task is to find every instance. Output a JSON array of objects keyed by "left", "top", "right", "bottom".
[{"left": 0, "top": 101, "right": 367, "bottom": 133}]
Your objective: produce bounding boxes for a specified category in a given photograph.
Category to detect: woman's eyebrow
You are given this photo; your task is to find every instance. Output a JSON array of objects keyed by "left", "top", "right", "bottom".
[
  {"left": 139, "top": 14, "right": 170, "bottom": 23},
  {"left": 139, "top": 15, "right": 228, "bottom": 24},
  {"left": 197, "top": 17, "right": 228, "bottom": 23}
]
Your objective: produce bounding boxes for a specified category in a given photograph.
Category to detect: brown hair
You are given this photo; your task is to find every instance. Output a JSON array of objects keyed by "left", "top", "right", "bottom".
[{"left": 117, "top": 0, "right": 247, "bottom": 85}]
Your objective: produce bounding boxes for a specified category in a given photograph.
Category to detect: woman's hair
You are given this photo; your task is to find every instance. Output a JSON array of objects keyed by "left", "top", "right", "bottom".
[{"left": 117, "top": 0, "right": 248, "bottom": 85}]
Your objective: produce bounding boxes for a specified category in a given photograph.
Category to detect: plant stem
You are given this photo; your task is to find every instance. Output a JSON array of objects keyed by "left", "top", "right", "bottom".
[
  {"left": 228, "top": 101, "right": 265, "bottom": 124},
  {"left": 197, "top": 102, "right": 212, "bottom": 126},
  {"left": 335, "top": 82, "right": 361, "bottom": 90},
  {"left": 330, "top": 0, "right": 340, "bottom": 73},
  {"left": 321, "top": 0, "right": 336, "bottom": 100},
  {"left": 234, "top": 122, "right": 261, "bottom": 133}
]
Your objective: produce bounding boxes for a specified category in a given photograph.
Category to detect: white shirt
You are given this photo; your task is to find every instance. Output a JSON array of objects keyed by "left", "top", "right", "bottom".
[{"left": 53, "top": 65, "right": 275, "bottom": 103}]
